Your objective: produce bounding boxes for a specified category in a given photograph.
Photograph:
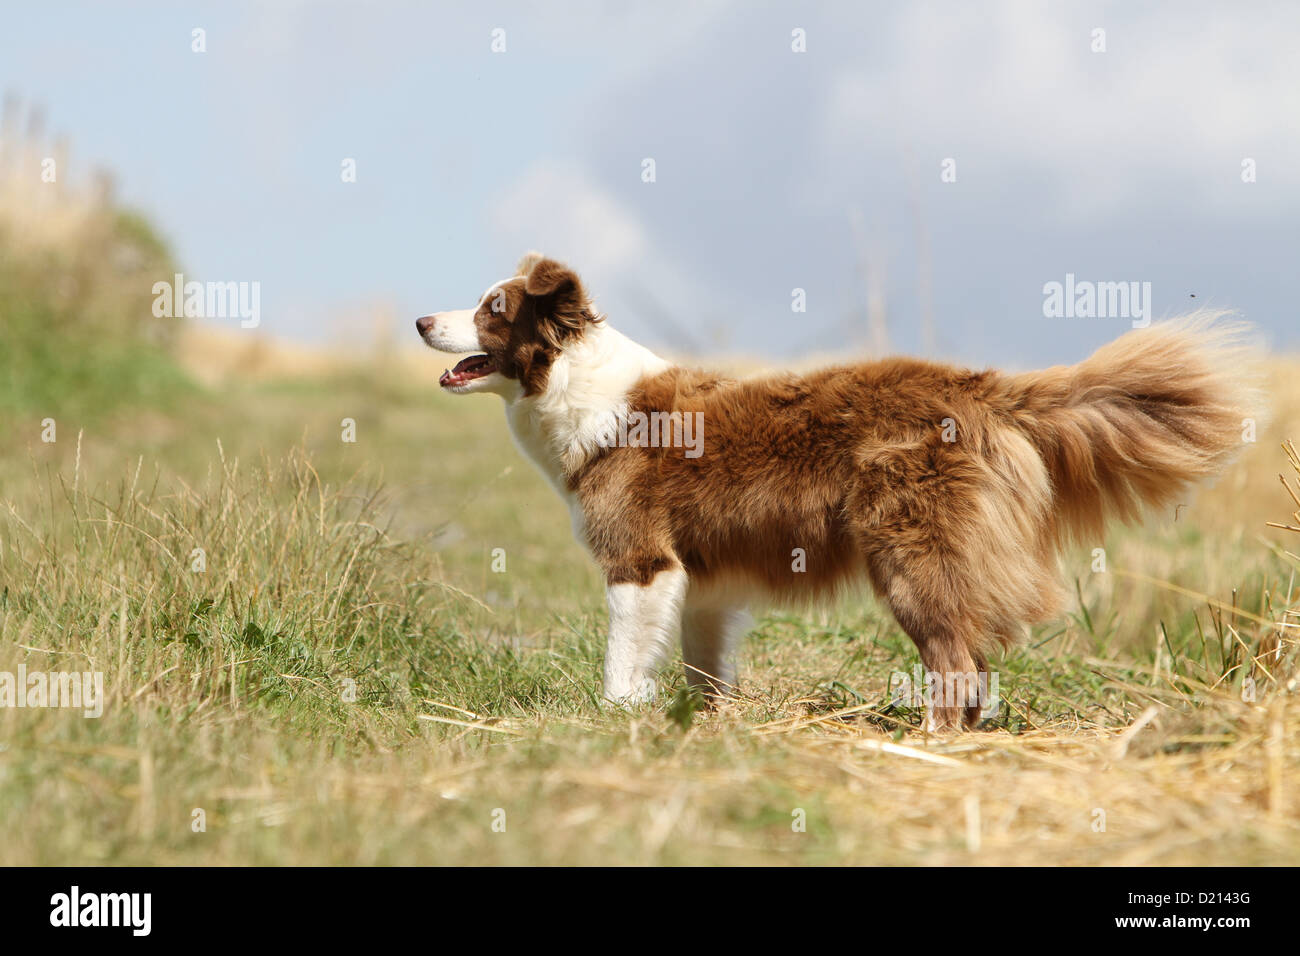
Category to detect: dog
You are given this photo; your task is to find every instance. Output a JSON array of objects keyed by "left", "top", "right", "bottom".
[{"left": 417, "top": 253, "right": 1260, "bottom": 731}]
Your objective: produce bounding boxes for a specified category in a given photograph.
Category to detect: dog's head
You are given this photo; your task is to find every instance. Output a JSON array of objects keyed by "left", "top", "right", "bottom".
[{"left": 416, "top": 253, "right": 600, "bottom": 397}]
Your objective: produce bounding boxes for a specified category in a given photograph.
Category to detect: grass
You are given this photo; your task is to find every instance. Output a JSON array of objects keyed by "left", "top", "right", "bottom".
[{"left": 1, "top": 333, "right": 1298, "bottom": 866}]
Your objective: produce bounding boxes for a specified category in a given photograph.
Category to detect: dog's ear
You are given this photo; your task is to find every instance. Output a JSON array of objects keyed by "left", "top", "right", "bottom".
[
  {"left": 515, "top": 250, "right": 545, "bottom": 277},
  {"left": 522, "top": 257, "right": 596, "bottom": 343},
  {"left": 523, "top": 257, "right": 580, "bottom": 298}
]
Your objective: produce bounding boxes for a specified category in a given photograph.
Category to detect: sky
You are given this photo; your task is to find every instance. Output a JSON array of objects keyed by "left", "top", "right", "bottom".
[{"left": 4, "top": 0, "right": 1298, "bottom": 367}]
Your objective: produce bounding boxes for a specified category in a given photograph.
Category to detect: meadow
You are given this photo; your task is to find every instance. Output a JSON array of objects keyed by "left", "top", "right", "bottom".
[{"left": 1, "top": 178, "right": 1298, "bottom": 866}]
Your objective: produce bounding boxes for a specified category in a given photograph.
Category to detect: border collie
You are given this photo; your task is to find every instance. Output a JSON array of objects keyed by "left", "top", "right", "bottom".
[{"left": 417, "top": 253, "right": 1260, "bottom": 731}]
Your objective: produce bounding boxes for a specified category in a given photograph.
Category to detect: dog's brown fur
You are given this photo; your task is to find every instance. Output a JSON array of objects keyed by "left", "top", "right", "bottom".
[
  {"left": 574, "top": 319, "right": 1259, "bottom": 726},
  {"left": 444, "top": 256, "right": 1262, "bottom": 730}
]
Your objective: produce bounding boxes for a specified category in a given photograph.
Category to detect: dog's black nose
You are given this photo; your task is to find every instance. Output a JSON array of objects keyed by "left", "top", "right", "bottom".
[{"left": 415, "top": 315, "right": 435, "bottom": 336}]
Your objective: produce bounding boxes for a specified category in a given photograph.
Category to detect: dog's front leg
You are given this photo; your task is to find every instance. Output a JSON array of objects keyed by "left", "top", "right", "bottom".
[{"left": 602, "top": 566, "right": 688, "bottom": 706}]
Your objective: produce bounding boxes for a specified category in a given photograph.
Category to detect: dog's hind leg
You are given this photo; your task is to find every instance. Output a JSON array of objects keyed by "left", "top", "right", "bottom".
[
  {"left": 909, "top": 621, "right": 989, "bottom": 733},
  {"left": 864, "top": 542, "right": 996, "bottom": 733},
  {"left": 680, "top": 601, "right": 750, "bottom": 700},
  {"left": 854, "top": 438, "right": 1013, "bottom": 731},
  {"left": 602, "top": 565, "right": 688, "bottom": 706}
]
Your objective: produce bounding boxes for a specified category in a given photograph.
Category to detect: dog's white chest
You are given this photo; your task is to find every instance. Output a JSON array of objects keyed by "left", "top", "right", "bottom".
[{"left": 504, "top": 402, "right": 589, "bottom": 547}]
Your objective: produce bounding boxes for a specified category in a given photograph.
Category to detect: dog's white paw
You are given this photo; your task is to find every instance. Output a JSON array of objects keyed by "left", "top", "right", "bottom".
[{"left": 601, "top": 676, "right": 657, "bottom": 709}]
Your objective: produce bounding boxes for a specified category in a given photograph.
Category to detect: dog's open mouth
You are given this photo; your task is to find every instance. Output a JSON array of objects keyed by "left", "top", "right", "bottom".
[{"left": 439, "top": 354, "right": 496, "bottom": 388}]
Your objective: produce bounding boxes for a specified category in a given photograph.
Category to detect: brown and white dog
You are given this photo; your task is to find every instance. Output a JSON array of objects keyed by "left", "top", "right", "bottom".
[{"left": 417, "top": 253, "right": 1260, "bottom": 731}]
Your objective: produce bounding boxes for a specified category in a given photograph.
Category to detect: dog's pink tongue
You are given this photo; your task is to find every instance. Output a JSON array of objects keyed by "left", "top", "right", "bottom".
[{"left": 439, "top": 368, "right": 453, "bottom": 386}]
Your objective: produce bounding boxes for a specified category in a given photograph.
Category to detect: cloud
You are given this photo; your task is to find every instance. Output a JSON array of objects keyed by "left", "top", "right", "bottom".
[
  {"left": 490, "top": 161, "right": 649, "bottom": 275},
  {"left": 814, "top": 1, "right": 1300, "bottom": 220}
]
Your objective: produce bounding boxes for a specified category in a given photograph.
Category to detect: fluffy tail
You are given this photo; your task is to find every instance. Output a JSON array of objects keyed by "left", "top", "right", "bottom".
[{"left": 997, "top": 314, "right": 1265, "bottom": 545}]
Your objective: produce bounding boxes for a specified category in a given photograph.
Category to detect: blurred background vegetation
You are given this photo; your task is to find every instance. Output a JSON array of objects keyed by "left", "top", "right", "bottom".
[{"left": 0, "top": 108, "right": 191, "bottom": 437}]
